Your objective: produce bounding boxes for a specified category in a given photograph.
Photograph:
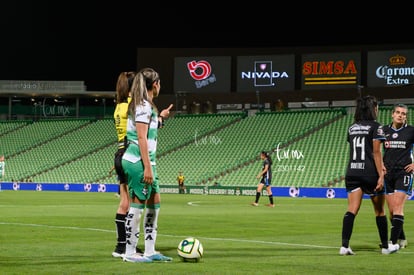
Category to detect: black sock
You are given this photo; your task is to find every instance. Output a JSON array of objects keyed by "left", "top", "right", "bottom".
[
  {"left": 255, "top": 192, "right": 261, "bottom": 203},
  {"left": 342, "top": 211, "right": 355, "bottom": 248},
  {"left": 376, "top": 215, "right": 388, "bottom": 248},
  {"left": 399, "top": 227, "right": 406, "bottom": 240},
  {"left": 269, "top": 195, "right": 274, "bottom": 204},
  {"left": 115, "top": 213, "right": 127, "bottom": 245},
  {"left": 391, "top": 215, "right": 404, "bottom": 244},
  {"left": 390, "top": 215, "right": 406, "bottom": 240}
]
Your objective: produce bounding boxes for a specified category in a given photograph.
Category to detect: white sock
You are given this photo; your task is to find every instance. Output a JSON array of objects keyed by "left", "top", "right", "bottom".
[
  {"left": 125, "top": 205, "right": 143, "bottom": 256},
  {"left": 144, "top": 208, "right": 159, "bottom": 256}
]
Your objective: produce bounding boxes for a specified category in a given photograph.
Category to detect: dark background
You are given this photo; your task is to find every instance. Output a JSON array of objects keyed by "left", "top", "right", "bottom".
[{"left": 1, "top": 2, "right": 414, "bottom": 92}]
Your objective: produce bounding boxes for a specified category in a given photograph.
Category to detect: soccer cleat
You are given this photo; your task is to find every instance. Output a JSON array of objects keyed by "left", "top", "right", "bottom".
[
  {"left": 146, "top": 253, "right": 173, "bottom": 262},
  {"left": 381, "top": 243, "right": 399, "bottom": 254},
  {"left": 112, "top": 245, "right": 125, "bottom": 258},
  {"left": 265, "top": 203, "right": 275, "bottom": 208},
  {"left": 123, "top": 253, "right": 152, "bottom": 263},
  {"left": 112, "top": 246, "right": 143, "bottom": 258},
  {"left": 339, "top": 246, "right": 355, "bottom": 255},
  {"left": 251, "top": 202, "right": 259, "bottom": 206},
  {"left": 112, "top": 251, "right": 124, "bottom": 258},
  {"left": 398, "top": 239, "right": 408, "bottom": 249}
]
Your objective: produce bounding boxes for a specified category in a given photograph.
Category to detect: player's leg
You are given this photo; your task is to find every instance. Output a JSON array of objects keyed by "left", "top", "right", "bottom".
[
  {"left": 143, "top": 181, "right": 172, "bottom": 262},
  {"left": 112, "top": 183, "right": 130, "bottom": 257},
  {"left": 252, "top": 183, "right": 264, "bottom": 206},
  {"left": 265, "top": 185, "right": 274, "bottom": 207},
  {"left": 340, "top": 189, "right": 363, "bottom": 255},
  {"left": 122, "top": 159, "right": 151, "bottom": 262}
]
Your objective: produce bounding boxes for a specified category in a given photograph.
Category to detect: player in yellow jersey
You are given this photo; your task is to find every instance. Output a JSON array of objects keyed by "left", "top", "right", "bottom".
[{"left": 112, "top": 71, "right": 143, "bottom": 257}]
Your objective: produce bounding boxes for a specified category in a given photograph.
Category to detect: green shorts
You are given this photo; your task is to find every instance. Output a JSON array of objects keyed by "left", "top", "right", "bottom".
[{"left": 122, "top": 156, "right": 160, "bottom": 201}]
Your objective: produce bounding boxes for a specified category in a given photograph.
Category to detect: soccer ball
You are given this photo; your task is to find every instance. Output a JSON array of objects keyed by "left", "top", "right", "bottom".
[{"left": 177, "top": 237, "right": 203, "bottom": 262}]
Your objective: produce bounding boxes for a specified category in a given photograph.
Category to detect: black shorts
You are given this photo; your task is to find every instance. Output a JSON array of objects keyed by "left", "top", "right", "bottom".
[
  {"left": 114, "top": 148, "right": 127, "bottom": 184},
  {"left": 260, "top": 177, "right": 271, "bottom": 187},
  {"left": 384, "top": 171, "right": 413, "bottom": 195},
  {"left": 345, "top": 175, "right": 385, "bottom": 196}
]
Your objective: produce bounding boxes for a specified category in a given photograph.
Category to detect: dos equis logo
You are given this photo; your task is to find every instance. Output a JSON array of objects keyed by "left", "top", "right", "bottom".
[{"left": 186, "top": 60, "right": 217, "bottom": 88}]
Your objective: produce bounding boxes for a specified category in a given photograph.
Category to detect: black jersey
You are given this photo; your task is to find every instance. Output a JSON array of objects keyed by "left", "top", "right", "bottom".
[
  {"left": 346, "top": 121, "right": 385, "bottom": 177},
  {"left": 383, "top": 123, "right": 414, "bottom": 172},
  {"left": 262, "top": 158, "right": 272, "bottom": 180}
]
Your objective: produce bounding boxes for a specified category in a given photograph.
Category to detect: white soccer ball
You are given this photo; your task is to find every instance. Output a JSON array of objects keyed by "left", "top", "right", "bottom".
[{"left": 177, "top": 237, "right": 203, "bottom": 262}]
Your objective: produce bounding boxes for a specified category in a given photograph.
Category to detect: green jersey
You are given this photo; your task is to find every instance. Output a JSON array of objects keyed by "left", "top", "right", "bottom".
[{"left": 123, "top": 99, "right": 158, "bottom": 165}]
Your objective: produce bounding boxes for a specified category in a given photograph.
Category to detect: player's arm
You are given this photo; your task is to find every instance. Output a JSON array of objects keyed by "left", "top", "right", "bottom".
[
  {"left": 373, "top": 139, "right": 384, "bottom": 192},
  {"left": 136, "top": 121, "right": 153, "bottom": 184},
  {"left": 109, "top": 166, "right": 115, "bottom": 175},
  {"left": 158, "top": 104, "right": 174, "bottom": 128},
  {"left": 257, "top": 164, "right": 269, "bottom": 179}
]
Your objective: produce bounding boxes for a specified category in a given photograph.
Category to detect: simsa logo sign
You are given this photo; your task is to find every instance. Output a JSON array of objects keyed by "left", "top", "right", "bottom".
[{"left": 301, "top": 52, "right": 361, "bottom": 90}]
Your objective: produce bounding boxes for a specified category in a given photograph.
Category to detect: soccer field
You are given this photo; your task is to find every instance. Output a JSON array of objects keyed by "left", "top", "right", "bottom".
[{"left": 0, "top": 191, "right": 413, "bottom": 274}]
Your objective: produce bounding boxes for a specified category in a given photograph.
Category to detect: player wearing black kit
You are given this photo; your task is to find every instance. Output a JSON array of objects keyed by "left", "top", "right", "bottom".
[
  {"left": 340, "top": 95, "right": 398, "bottom": 255},
  {"left": 383, "top": 103, "right": 414, "bottom": 249}
]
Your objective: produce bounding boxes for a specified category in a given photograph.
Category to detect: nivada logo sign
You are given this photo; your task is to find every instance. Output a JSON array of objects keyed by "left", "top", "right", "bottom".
[
  {"left": 174, "top": 56, "right": 231, "bottom": 93},
  {"left": 236, "top": 55, "right": 294, "bottom": 92},
  {"left": 367, "top": 50, "right": 414, "bottom": 87},
  {"left": 240, "top": 61, "right": 289, "bottom": 87},
  {"left": 301, "top": 52, "right": 361, "bottom": 90}
]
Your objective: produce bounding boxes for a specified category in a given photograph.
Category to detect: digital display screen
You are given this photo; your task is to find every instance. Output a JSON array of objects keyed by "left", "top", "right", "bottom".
[
  {"left": 236, "top": 55, "right": 295, "bottom": 92},
  {"left": 174, "top": 56, "right": 231, "bottom": 93},
  {"left": 301, "top": 52, "right": 361, "bottom": 89},
  {"left": 367, "top": 50, "right": 414, "bottom": 88}
]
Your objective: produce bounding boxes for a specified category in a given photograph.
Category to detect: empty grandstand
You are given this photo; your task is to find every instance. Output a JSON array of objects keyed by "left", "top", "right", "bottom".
[{"left": 2, "top": 105, "right": 411, "bottom": 189}]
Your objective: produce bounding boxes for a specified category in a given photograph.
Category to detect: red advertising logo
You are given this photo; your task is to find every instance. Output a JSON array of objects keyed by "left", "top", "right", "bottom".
[
  {"left": 302, "top": 60, "right": 358, "bottom": 85},
  {"left": 300, "top": 53, "right": 361, "bottom": 89},
  {"left": 187, "top": 60, "right": 212, "bottom": 81}
]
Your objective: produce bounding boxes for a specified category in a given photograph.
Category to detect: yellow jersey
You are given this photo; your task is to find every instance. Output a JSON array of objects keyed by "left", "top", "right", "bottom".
[{"left": 114, "top": 97, "right": 131, "bottom": 148}]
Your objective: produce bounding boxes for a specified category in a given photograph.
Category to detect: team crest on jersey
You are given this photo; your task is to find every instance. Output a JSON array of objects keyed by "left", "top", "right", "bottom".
[{"left": 392, "top": 133, "right": 398, "bottom": 139}]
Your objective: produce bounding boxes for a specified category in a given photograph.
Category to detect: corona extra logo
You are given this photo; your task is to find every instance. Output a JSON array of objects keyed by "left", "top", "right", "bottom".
[{"left": 389, "top": 54, "right": 406, "bottom": 66}]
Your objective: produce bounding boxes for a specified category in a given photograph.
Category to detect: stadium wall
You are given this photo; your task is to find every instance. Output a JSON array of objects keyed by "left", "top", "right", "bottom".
[{"left": 2, "top": 182, "right": 411, "bottom": 200}]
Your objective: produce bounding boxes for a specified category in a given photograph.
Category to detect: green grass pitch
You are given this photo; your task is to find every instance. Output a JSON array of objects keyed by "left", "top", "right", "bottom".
[{"left": 0, "top": 191, "right": 413, "bottom": 274}]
